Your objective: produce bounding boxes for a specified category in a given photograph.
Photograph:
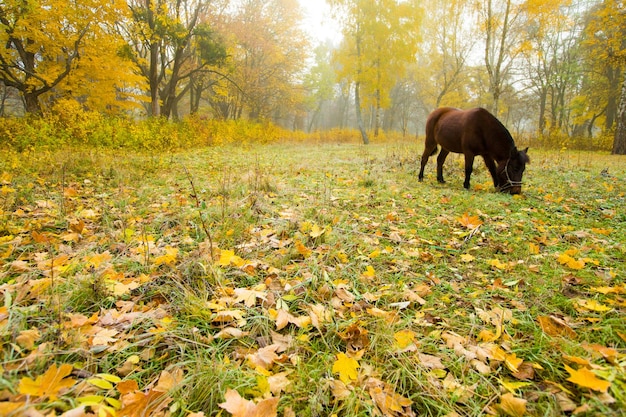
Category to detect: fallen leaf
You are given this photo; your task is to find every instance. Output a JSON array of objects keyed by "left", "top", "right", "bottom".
[
  {"left": 457, "top": 213, "right": 483, "bottom": 230},
  {"left": 564, "top": 365, "right": 610, "bottom": 392},
  {"left": 367, "top": 377, "right": 414, "bottom": 416},
  {"left": 332, "top": 353, "right": 359, "bottom": 384},
  {"left": 16, "top": 328, "right": 41, "bottom": 350},
  {"left": 393, "top": 329, "right": 416, "bottom": 350},
  {"left": 218, "top": 389, "right": 279, "bottom": 417},
  {"left": 537, "top": 316, "right": 577, "bottom": 338},
  {"left": 18, "top": 363, "right": 77, "bottom": 401},
  {"left": 496, "top": 392, "right": 527, "bottom": 417}
]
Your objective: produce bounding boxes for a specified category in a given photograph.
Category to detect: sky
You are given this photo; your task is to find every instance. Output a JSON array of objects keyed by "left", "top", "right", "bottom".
[{"left": 297, "top": 0, "right": 342, "bottom": 44}]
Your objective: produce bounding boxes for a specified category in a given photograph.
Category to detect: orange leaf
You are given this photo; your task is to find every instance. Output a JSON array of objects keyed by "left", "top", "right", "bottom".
[
  {"left": 218, "top": 389, "right": 279, "bottom": 417},
  {"left": 457, "top": 212, "right": 483, "bottom": 230},
  {"left": 18, "top": 363, "right": 76, "bottom": 401},
  {"left": 564, "top": 365, "right": 610, "bottom": 392},
  {"left": 537, "top": 316, "right": 577, "bottom": 338}
]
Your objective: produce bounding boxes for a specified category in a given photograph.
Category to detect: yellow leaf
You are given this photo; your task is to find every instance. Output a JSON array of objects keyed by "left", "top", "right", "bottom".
[
  {"left": 362, "top": 265, "right": 376, "bottom": 278},
  {"left": 504, "top": 352, "right": 523, "bottom": 374},
  {"left": 565, "top": 365, "right": 610, "bottom": 392},
  {"left": 487, "top": 259, "right": 508, "bottom": 270},
  {"left": 332, "top": 353, "right": 359, "bottom": 384},
  {"left": 500, "top": 379, "right": 532, "bottom": 393},
  {"left": 88, "top": 378, "right": 114, "bottom": 390},
  {"left": 576, "top": 299, "right": 611, "bottom": 312},
  {"left": 295, "top": 241, "right": 312, "bottom": 258},
  {"left": 528, "top": 242, "right": 540, "bottom": 254},
  {"left": 310, "top": 224, "right": 325, "bottom": 238},
  {"left": 461, "top": 253, "right": 475, "bottom": 262},
  {"left": 557, "top": 253, "right": 585, "bottom": 269},
  {"left": 18, "top": 363, "right": 77, "bottom": 400},
  {"left": 85, "top": 251, "right": 113, "bottom": 268},
  {"left": 154, "top": 246, "right": 178, "bottom": 266},
  {"left": 393, "top": 329, "right": 416, "bottom": 349},
  {"left": 497, "top": 392, "right": 527, "bottom": 417},
  {"left": 368, "top": 249, "right": 381, "bottom": 259},
  {"left": 217, "top": 249, "right": 241, "bottom": 266}
]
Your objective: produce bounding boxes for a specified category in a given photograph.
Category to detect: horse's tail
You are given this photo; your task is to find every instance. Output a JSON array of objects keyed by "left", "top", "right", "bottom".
[{"left": 424, "top": 108, "right": 447, "bottom": 157}]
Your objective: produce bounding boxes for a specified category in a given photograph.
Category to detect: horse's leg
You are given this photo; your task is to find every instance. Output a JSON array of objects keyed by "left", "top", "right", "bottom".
[
  {"left": 463, "top": 153, "right": 475, "bottom": 189},
  {"left": 419, "top": 140, "right": 438, "bottom": 182},
  {"left": 482, "top": 157, "right": 498, "bottom": 189},
  {"left": 436, "top": 149, "right": 450, "bottom": 183}
]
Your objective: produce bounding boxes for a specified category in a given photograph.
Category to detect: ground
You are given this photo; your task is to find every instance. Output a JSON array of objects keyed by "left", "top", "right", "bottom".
[{"left": 0, "top": 141, "right": 625, "bottom": 416}]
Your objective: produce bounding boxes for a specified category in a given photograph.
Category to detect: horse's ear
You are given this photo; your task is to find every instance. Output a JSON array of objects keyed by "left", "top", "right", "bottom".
[{"left": 523, "top": 147, "right": 529, "bottom": 154}]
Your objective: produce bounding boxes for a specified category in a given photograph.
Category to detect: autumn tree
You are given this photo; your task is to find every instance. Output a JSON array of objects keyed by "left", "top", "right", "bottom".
[
  {"left": 210, "top": 0, "right": 309, "bottom": 123},
  {"left": 0, "top": 0, "right": 138, "bottom": 115},
  {"left": 477, "top": 0, "right": 525, "bottom": 115},
  {"left": 330, "top": 0, "right": 421, "bottom": 142},
  {"left": 419, "top": 0, "right": 475, "bottom": 109},
  {"left": 303, "top": 42, "right": 337, "bottom": 131},
  {"left": 123, "top": 0, "right": 226, "bottom": 119},
  {"left": 582, "top": 0, "right": 626, "bottom": 153}
]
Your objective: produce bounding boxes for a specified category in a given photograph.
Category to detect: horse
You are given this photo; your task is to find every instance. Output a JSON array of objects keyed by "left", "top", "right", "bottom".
[{"left": 418, "top": 107, "right": 529, "bottom": 194}]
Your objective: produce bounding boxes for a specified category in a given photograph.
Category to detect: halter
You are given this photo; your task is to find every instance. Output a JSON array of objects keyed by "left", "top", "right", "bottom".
[{"left": 498, "top": 158, "right": 523, "bottom": 192}]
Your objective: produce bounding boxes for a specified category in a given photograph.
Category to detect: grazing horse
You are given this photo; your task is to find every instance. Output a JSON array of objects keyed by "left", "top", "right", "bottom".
[{"left": 418, "top": 107, "right": 529, "bottom": 194}]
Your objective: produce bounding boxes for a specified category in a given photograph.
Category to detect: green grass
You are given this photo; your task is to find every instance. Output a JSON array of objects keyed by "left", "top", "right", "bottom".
[{"left": 0, "top": 141, "right": 625, "bottom": 416}]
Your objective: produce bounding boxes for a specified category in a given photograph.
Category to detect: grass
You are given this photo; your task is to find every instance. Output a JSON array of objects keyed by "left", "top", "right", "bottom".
[{"left": 0, "top": 140, "right": 625, "bottom": 416}]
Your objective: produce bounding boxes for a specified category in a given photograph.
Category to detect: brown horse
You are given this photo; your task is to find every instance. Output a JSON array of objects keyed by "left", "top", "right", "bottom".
[{"left": 418, "top": 107, "right": 529, "bottom": 194}]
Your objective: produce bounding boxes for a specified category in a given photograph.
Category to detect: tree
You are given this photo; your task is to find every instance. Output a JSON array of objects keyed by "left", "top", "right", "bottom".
[
  {"left": 123, "top": 0, "right": 226, "bottom": 119},
  {"left": 419, "top": 0, "right": 475, "bottom": 109},
  {"left": 330, "top": 0, "right": 421, "bottom": 143},
  {"left": 581, "top": 0, "right": 626, "bottom": 153},
  {"left": 209, "top": 0, "right": 309, "bottom": 123},
  {"left": 477, "top": 0, "right": 524, "bottom": 115},
  {"left": 303, "top": 42, "right": 337, "bottom": 131},
  {"left": 0, "top": 0, "right": 137, "bottom": 115}
]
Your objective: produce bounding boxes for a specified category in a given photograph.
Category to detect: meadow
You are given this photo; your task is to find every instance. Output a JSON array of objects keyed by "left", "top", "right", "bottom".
[{"left": 0, "top": 139, "right": 625, "bottom": 417}]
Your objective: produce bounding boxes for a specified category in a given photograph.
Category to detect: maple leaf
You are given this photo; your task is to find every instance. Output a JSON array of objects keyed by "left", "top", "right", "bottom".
[
  {"left": 219, "top": 389, "right": 279, "bottom": 417},
  {"left": 217, "top": 249, "right": 244, "bottom": 266},
  {"left": 564, "top": 365, "right": 611, "bottom": 392},
  {"left": 393, "top": 329, "right": 416, "bottom": 350},
  {"left": 16, "top": 328, "right": 41, "bottom": 350},
  {"left": 537, "top": 315, "right": 577, "bottom": 338},
  {"left": 119, "top": 389, "right": 171, "bottom": 417},
  {"left": 332, "top": 353, "right": 359, "bottom": 384},
  {"left": 366, "top": 377, "right": 413, "bottom": 416},
  {"left": 85, "top": 251, "right": 113, "bottom": 268},
  {"left": 92, "top": 328, "right": 119, "bottom": 346},
  {"left": 361, "top": 265, "right": 376, "bottom": 278},
  {"left": 557, "top": 253, "right": 585, "bottom": 270},
  {"left": 496, "top": 392, "right": 527, "bottom": 417},
  {"left": 18, "top": 363, "right": 77, "bottom": 400},
  {"left": 154, "top": 246, "right": 179, "bottom": 266},
  {"left": 457, "top": 212, "right": 483, "bottom": 230},
  {"left": 247, "top": 344, "right": 281, "bottom": 371},
  {"left": 234, "top": 288, "right": 267, "bottom": 307}
]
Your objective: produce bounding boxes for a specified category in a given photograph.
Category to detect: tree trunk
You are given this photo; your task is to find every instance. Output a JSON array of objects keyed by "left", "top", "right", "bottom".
[
  {"left": 355, "top": 81, "right": 369, "bottom": 145},
  {"left": 613, "top": 73, "right": 626, "bottom": 155},
  {"left": 23, "top": 91, "right": 43, "bottom": 115}
]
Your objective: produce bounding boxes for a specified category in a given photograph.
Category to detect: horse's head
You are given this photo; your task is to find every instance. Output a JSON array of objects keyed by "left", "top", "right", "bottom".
[{"left": 497, "top": 147, "right": 529, "bottom": 194}]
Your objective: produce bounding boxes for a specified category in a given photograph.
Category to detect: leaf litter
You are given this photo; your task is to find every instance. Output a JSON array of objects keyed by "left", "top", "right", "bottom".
[{"left": 0, "top": 144, "right": 624, "bottom": 416}]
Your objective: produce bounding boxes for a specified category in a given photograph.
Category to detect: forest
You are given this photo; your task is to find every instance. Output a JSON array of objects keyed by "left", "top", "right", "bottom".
[
  {"left": 1, "top": 2, "right": 626, "bottom": 417},
  {"left": 1, "top": 0, "right": 625, "bottom": 152}
]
